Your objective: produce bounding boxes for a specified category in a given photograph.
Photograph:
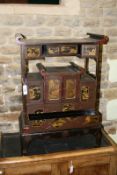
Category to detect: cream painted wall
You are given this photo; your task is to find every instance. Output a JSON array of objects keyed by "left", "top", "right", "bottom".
[
  {"left": 107, "top": 100, "right": 117, "bottom": 120},
  {"left": 108, "top": 59, "right": 117, "bottom": 83},
  {"left": 106, "top": 59, "right": 117, "bottom": 121}
]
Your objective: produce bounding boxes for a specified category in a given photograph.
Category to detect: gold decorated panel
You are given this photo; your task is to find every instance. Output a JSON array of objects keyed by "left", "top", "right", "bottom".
[
  {"left": 46, "top": 44, "right": 78, "bottom": 56},
  {"left": 48, "top": 79, "right": 61, "bottom": 101},
  {"left": 82, "top": 45, "right": 98, "bottom": 58},
  {"left": 46, "top": 45, "right": 60, "bottom": 56},
  {"left": 28, "top": 115, "right": 102, "bottom": 133},
  {"left": 62, "top": 103, "right": 76, "bottom": 111},
  {"left": 60, "top": 44, "right": 78, "bottom": 55},
  {"left": 28, "top": 86, "right": 41, "bottom": 100},
  {"left": 25, "top": 46, "right": 42, "bottom": 59},
  {"left": 65, "top": 79, "right": 76, "bottom": 100},
  {"left": 81, "top": 86, "right": 89, "bottom": 100}
]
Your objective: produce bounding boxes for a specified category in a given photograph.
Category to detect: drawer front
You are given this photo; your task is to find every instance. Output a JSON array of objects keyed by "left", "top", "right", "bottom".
[
  {"left": 46, "top": 44, "right": 78, "bottom": 56},
  {"left": 82, "top": 44, "right": 98, "bottom": 58},
  {"left": 24, "top": 45, "right": 42, "bottom": 59},
  {"left": 46, "top": 44, "right": 59, "bottom": 56},
  {"left": 70, "top": 155, "right": 110, "bottom": 175},
  {"left": 28, "top": 115, "right": 101, "bottom": 133},
  {"left": 5, "top": 164, "right": 51, "bottom": 175},
  {"left": 60, "top": 44, "right": 78, "bottom": 56}
]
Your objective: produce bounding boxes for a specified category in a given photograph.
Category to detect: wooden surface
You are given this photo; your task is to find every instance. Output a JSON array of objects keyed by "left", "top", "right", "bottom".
[{"left": 0, "top": 130, "right": 117, "bottom": 175}]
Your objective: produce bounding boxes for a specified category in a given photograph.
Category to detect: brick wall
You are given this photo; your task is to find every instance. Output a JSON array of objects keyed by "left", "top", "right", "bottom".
[{"left": 0, "top": 0, "right": 117, "bottom": 133}]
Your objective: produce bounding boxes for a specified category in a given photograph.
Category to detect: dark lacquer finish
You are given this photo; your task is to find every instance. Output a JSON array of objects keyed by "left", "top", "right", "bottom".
[{"left": 15, "top": 33, "right": 109, "bottom": 147}]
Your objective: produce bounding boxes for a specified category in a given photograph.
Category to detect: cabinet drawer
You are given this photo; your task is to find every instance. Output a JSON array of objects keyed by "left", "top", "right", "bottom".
[
  {"left": 72, "top": 155, "right": 110, "bottom": 167},
  {"left": 68, "top": 156, "right": 110, "bottom": 175},
  {"left": 5, "top": 163, "right": 51, "bottom": 175},
  {"left": 24, "top": 45, "right": 42, "bottom": 60},
  {"left": 82, "top": 44, "right": 98, "bottom": 58},
  {"left": 45, "top": 44, "right": 78, "bottom": 56}
]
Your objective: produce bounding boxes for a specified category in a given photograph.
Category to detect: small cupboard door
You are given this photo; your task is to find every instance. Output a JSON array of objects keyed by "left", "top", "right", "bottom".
[
  {"left": 63, "top": 76, "right": 78, "bottom": 102},
  {"left": 68, "top": 156, "right": 110, "bottom": 175},
  {"left": 27, "top": 82, "right": 43, "bottom": 103},
  {"left": 26, "top": 73, "right": 43, "bottom": 104},
  {"left": 45, "top": 76, "right": 62, "bottom": 103},
  {"left": 5, "top": 163, "right": 51, "bottom": 175},
  {"left": 77, "top": 164, "right": 109, "bottom": 175},
  {"left": 80, "top": 79, "right": 97, "bottom": 110}
]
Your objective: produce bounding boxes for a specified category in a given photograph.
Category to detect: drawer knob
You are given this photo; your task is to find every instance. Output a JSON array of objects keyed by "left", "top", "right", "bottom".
[{"left": 69, "top": 161, "right": 74, "bottom": 174}]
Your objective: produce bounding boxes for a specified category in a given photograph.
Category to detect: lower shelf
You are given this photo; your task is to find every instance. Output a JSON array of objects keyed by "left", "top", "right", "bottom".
[
  {"left": 1, "top": 127, "right": 111, "bottom": 157},
  {"left": 23, "top": 127, "right": 111, "bottom": 155}
]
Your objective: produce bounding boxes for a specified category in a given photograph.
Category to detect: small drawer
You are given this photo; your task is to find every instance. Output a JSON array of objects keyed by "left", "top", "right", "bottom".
[
  {"left": 82, "top": 44, "right": 98, "bottom": 58},
  {"left": 24, "top": 45, "right": 42, "bottom": 59},
  {"left": 46, "top": 44, "right": 78, "bottom": 56},
  {"left": 60, "top": 44, "right": 78, "bottom": 56},
  {"left": 46, "top": 44, "right": 60, "bottom": 56}
]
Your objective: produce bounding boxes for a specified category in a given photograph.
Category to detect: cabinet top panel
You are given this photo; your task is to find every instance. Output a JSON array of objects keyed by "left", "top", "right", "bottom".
[
  {"left": 18, "top": 38, "right": 98, "bottom": 46},
  {"left": 16, "top": 33, "right": 109, "bottom": 46}
]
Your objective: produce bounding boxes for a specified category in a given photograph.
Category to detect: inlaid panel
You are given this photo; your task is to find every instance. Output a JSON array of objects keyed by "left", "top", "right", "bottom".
[
  {"left": 82, "top": 45, "right": 98, "bottom": 57},
  {"left": 60, "top": 45, "right": 78, "bottom": 55},
  {"left": 46, "top": 44, "right": 78, "bottom": 56},
  {"left": 29, "top": 86, "right": 41, "bottom": 100},
  {"left": 81, "top": 86, "right": 89, "bottom": 100},
  {"left": 27, "top": 73, "right": 43, "bottom": 103},
  {"left": 47, "top": 79, "right": 61, "bottom": 101},
  {"left": 65, "top": 79, "right": 76, "bottom": 99},
  {"left": 25, "top": 46, "right": 42, "bottom": 59}
]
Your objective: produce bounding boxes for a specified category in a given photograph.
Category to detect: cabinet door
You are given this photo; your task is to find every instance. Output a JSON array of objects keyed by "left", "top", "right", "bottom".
[
  {"left": 45, "top": 76, "right": 62, "bottom": 103},
  {"left": 70, "top": 156, "right": 110, "bottom": 175},
  {"left": 63, "top": 77, "right": 77, "bottom": 101},
  {"left": 80, "top": 80, "right": 97, "bottom": 110},
  {"left": 78, "top": 164, "right": 109, "bottom": 175},
  {"left": 5, "top": 163, "right": 51, "bottom": 175},
  {"left": 51, "top": 162, "right": 68, "bottom": 175}
]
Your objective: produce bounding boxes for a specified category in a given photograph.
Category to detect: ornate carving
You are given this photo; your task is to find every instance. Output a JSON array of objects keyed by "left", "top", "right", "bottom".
[
  {"left": 48, "top": 79, "right": 60, "bottom": 100},
  {"left": 60, "top": 45, "right": 77, "bottom": 55},
  {"left": 65, "top": 79, "right": 76, "bottom": 99},
  {"left": 81, "top": 86, "right": 89, "bottom": 100},
  {"left": 62, "top": 103, "right": 75, "bottom": 111},
  {"left": 82, "top": 45, "right": 97, "bottom": 57},
  {"left": 29, "top": 87, "right": 41, "bottom": 100},
  {"left": 31, "top": 120, "right": 45, "bottom": 127},
  {"left": 52, "top": 118, "right": 66, "bottom": 128},
  {"left": 47, "top": 46, "right": 59, "bottom": 55},
  {"left": 26, "top": 47, "right": 40, "bottom": 59}
]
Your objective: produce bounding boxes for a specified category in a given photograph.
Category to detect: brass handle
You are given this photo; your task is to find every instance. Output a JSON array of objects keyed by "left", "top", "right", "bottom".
[{"left": 0, "top": 169, "right": 4, "bottom": 175}]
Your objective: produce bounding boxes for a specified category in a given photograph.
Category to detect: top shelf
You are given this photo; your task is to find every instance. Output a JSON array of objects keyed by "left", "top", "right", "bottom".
[{"left": 16, "top": 33, "right": 109, "bottom": 46}]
